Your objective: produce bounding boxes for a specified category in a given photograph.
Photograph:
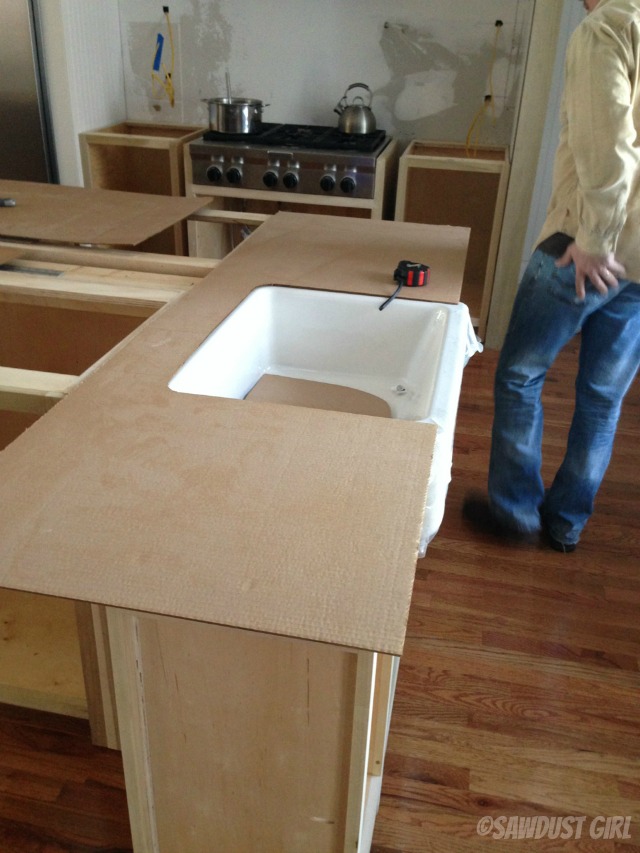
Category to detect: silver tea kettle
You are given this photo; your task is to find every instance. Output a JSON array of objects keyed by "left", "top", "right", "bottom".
[{"left": 334, "top": 83, "right": 377, "bottom": 134}]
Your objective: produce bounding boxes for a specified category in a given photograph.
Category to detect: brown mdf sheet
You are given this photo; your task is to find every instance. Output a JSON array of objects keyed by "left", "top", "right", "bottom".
[
  {"left": 211, "top": 212, "right": 468, "bottom": 306},
  {"left": 0, "top": 180, "right": 206, "bottom": 247},
  {"left": 246, "top": 375, "right": 391, "bottom": 418},
  {"left": 0, "top": 214, "right": 463, "bottom": 655},
  {"left": 0, "top": 383, "right": 435, "bottom": 656}
]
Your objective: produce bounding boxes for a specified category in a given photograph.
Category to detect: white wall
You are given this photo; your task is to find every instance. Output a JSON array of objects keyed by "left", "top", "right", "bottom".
[
  {"left": 37, "top": 0, "right": 537, "bottom": 183},
  {"left": 38, "top": 0, "right": 126, "bottom": 185},
  {"left": 118, "top": 0, "right": 534, "bottom": 147}
]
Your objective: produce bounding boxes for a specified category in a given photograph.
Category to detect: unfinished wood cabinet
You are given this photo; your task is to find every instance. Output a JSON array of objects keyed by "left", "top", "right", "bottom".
[
  {"left": 108, "top": 608, "right": 398, "bottom": 853},
  {"left": 0, "top": 241, "right": 216, "bottom": 742},
  {"left": 80, "top": 122, "right": 204, "bottom": 255},
  {"left": 395, "top": 141, "right": 509, "bottom": 338},
  {"left": 0, "top": 590, "right": 86, "bottom": 718}
]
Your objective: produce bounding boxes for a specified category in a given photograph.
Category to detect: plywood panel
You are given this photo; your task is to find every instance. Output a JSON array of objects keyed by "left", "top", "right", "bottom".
[
  {"left": 0, "top": 241, "right": 207, "bottom": 736},
  {"left": 0, "top": 214, "right": 456, "bottom": 656},
  {"left": 108, "top": 609, "right": 376, "bottom": 853},
  {"left": 0, "top": 180, "right": 205, "bottom": 248},
  {"left": 0, "top": 303, "right": 142, "bottom": 375},
  {"left": 0, "top": 589, "right": 86, "bottom": 717},
  {"left": 395, "top": 141, "right": 509, "bottom": 338},
  {"left": 80, "top": 122, "right": 204, "bottom": 254},
  {"left": 402, "top": 167, "right": 500, "bottom": 317},
  {"left": 246, "top": 374, "right": 391, "bottom": 417}
]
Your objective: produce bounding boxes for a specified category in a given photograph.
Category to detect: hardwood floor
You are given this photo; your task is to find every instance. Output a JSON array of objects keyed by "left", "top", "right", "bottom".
[
  {"left": 0, "top": 703, "right": 131, "bottom": 852},
  {"left": 372, "top": 339, "right": 640, "bottom": 852},
  {"left": 0, "top": 338, "right": 637, "bottom": 852}
]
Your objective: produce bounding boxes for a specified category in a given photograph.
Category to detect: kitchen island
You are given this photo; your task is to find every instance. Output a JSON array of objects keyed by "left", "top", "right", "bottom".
[{"left": 0, "top": 212, "right": 471, "bottom": 852}]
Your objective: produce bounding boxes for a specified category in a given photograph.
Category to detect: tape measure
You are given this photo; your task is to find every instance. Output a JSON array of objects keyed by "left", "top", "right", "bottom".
[{"left": 379, "top": 260, "right": 431, "bottom": 310}]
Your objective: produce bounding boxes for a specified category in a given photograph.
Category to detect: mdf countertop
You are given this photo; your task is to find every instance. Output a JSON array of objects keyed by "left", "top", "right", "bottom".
[{"left": 0, "top": 213, "right": 469, "bottom": 655}]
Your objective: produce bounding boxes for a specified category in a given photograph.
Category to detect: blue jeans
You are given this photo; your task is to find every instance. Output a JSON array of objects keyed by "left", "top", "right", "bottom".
[{"left": 488, "top": 248, "right": 640, "bottom": 545}]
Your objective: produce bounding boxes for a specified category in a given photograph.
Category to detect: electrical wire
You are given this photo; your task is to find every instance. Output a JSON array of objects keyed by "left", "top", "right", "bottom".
[
  {"left": 379, "top": 280, "right": 404, "bottom": 311},
  {"left": 151, "top": 6, "right": 175, "bottom": 108},
  {"left": 465, "top": 97, "right": 490, "bottom": 157},
  {"left": 465, "top": 21, "right": 502, "bottom": 156}
]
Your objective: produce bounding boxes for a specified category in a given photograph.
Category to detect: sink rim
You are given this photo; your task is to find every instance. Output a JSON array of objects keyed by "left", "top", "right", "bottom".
[{"left": 168, "top": 284, "right": 461, "bottom": 422}]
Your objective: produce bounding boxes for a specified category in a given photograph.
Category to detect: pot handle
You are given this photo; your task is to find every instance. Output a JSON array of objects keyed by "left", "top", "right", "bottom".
[{"left": 344, "top": 83, "right": 373, "bottom": 106}]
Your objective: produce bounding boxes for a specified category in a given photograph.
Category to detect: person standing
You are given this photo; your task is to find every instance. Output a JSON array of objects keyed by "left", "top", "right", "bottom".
[{"left": 463, "top": 0, "right": 640, "bottom": 552}]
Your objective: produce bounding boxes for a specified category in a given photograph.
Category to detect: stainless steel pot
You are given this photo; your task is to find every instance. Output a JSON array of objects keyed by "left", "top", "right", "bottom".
[
  {"left": 334, "top": 83, "right": 377, "bottom": 135},
  {"left": 203, "top": 97, "right": 265, "bottom": 134}
]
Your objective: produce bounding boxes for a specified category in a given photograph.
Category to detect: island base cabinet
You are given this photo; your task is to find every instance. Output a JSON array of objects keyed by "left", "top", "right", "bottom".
[{"left": 107, "top": 608, "right": 394, "bottom": 853}]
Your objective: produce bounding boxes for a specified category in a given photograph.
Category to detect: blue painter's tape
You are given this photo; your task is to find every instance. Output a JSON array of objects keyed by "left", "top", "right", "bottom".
[{"left": 153, "top": 33, "right": 164, "bottom": 71}]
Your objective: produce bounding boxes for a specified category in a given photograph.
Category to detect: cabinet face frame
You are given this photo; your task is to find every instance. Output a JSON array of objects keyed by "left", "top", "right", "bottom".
[{"left": 107, "top": 607, "right": 396, "bottom": 853}]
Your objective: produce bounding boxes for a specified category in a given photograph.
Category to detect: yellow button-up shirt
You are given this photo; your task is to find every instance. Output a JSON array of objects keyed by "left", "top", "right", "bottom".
[{"left": 538, "top": 0, "right": 640, "bottom": 282}]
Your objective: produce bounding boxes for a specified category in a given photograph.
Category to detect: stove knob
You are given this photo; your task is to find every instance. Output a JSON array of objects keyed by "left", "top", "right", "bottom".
[
  {"left": 320, "top": 174, "right": 336, "bottom": 192},
  {"left": 340, "top": 175, "right": 356, "bottom": 194},
  {"left": 263, "top": 170, "right": 279, "bottom": 188},
  {"left": 206, "top": 164, "right": 223, "bottom": 183},
  {"left": 226, "top": 166, "right": 242, "bottom": 185},
  {"left": 282, "top": 171, "right": 299, "bottom": 190}
]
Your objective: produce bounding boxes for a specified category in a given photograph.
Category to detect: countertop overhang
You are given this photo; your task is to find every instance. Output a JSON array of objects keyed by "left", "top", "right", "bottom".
[{"left": 0, "top": 213, "right": 469, "bottom": 655}]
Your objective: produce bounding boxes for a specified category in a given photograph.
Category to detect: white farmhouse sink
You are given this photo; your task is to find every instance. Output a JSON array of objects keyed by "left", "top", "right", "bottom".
[{"left": 169, "top": 285, "right": 480, "bottom": 553}]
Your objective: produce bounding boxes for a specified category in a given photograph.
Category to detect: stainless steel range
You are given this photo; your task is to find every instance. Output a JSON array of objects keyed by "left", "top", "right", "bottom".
[{"left": 188, "top": 123, "right": 391, "bottom": 200}]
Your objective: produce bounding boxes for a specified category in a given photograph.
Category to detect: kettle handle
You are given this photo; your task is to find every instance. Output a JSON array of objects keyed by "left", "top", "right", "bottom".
[
  {"left": 334, "top": 95, "right": 348, "bottom": 115},
  {"left": 343, "top": 83, "right": 373, "bottom": 107}
]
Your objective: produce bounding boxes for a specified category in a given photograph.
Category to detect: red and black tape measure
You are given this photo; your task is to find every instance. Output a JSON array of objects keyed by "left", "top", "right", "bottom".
[{"left": 379, "top": 260, "right": 431, "bottom": 310}]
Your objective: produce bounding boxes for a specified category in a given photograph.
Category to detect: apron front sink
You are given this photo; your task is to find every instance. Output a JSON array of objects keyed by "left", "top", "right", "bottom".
[{"left": 169, "top": 285, "right": 479, "bottom": 551}]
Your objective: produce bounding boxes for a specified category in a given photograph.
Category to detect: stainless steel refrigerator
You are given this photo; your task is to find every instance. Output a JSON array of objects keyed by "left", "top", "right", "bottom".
[{"left": 0, "top": 0, "right": 57, "bottom": 182}]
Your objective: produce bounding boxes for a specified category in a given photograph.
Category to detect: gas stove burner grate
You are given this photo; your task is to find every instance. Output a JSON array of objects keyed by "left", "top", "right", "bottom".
[
  {"left": 202, "top": 123, "right": 386, "bottom": 153},
  {"left": 202, "top": 123, "right": 281, "bottom": 143}
]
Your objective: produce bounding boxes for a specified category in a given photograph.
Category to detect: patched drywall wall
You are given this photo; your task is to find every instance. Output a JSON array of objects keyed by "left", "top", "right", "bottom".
[{"left": 118, "top": 0, "right": 534, "bottom": 148}]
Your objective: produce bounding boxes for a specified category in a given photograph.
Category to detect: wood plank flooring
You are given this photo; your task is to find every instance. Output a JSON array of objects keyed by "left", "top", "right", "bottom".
[
  {"left": 0, "top": 703, "right": 131, "bottom": 851},
  {"left": 0, "top": 338, "right": 637, "bottom": 852},
  {"left": 372, "top": 339, "right": 640, "bottom": 853}
]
